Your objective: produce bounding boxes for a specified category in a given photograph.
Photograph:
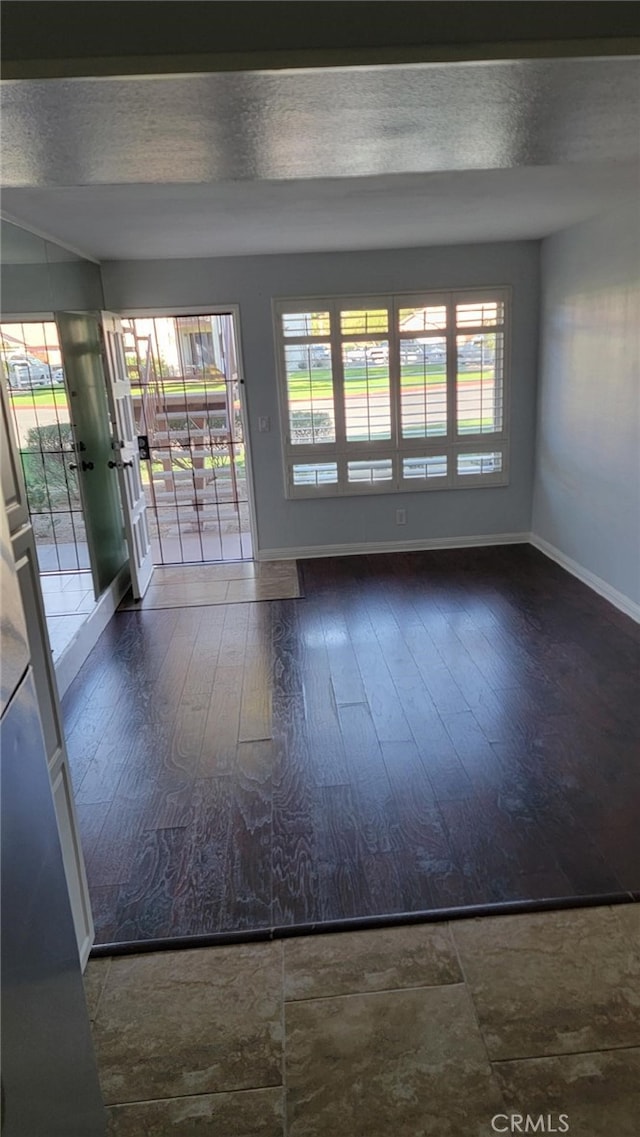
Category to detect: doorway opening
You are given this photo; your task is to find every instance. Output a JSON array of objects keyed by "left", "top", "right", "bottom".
[
  {"left": 123, "top": 313, "right": 253, "bottom": 564},
  {"left": 1, "top": 319, "right": 97, "bottom": 659}
]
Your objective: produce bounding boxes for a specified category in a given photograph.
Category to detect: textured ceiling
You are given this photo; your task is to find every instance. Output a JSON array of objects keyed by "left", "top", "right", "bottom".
[
  {"left": 3, "top": 167, "right": 638, "bottom": 261},
  {"left": 1, "top": 57, "right": 639, "bottom": 258}
]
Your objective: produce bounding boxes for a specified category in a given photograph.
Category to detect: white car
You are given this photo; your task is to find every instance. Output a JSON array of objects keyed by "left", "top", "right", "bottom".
[
  {"left": 344, "top": 347, "right": 366, "bottom": 364},
  {"left": 400, "top": 344, "right": 421, "bottom": 363},
  {"left": 366, "top": 346, "right": 389, "bottom": 364}
]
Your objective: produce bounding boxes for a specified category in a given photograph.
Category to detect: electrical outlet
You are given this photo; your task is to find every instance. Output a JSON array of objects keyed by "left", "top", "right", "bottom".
[
  {"left": 258, "top": 416, "right": 271, "bottom": 433},
  {"left": 396, "top": 508, "right": 407, "bottom": 525}
]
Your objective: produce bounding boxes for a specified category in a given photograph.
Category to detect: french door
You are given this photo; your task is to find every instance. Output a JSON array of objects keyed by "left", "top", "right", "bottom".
[
  {"left": 100, "top": 313, "right": 154, "bottom": 599},
  {"left": 55, "top": 312, "right": 128, "bottom": 597}
]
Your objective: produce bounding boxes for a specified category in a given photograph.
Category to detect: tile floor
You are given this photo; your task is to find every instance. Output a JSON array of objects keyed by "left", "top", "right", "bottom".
[
  {"left": 148, "top": 527, "right": 253, "bottom": 567},
  {"left": 118, "top": 560, "right": 301, "bottom": 611},
  {"left": 40, "top": 570, "right": 95, "bottom": 658},
  {"left": 39, "top": 561, "right": 299, "bottom": 656},
  {"left": 85, "top": 904, "right": 640, "bottom": 1136}
]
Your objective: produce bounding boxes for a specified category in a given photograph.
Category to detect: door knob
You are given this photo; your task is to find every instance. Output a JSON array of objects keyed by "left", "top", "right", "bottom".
[{"left": 81, "top": 461, "right": 94, "bottom": 471}]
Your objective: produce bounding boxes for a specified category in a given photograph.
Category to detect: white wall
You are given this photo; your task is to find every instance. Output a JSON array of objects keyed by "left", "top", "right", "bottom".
[
  {"left": 533, "top": 202, "right": 640, "bottom": 612},
  {"left": 102, "top": 241, "right": 540, "bottom": 556}
]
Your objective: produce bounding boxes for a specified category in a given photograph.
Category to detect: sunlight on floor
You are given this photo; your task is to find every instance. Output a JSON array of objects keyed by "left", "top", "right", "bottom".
[
  {"left": 40, "top": 571, "right": 95, "bottom": 658},
  {"left": 118, "top": 560, "right": 300, "bottom": 610}
]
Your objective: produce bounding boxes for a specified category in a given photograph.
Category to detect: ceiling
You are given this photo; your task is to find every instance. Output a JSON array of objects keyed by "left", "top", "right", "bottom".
[{"left": 1, "top": 57, "right": 639, "bottom": 260}]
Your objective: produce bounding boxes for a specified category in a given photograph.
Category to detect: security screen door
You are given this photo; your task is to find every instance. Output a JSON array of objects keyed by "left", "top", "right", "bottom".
[
  {"left": 1, "top": 319, "right": 90, "bottom": 575},
  {"left": 121, "top": 313, "right": 252, "bottom": 564}
]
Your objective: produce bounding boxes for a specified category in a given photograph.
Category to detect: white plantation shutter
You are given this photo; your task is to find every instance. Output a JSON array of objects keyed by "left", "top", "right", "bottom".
[
  {"left": 400, "top": 337, "right": 448, "bottom": 440},
  {"left": 275, "top": 289, "right": 509, "bottom": 498},
  {"left": 340, "top": 308, "right": 392, "bottom": 446},
  {"left": 284, "top": 343, "right": 336, "bottom": 446},
  {"left": 454, "top": 296, "right": 505, "bottom": 441}
]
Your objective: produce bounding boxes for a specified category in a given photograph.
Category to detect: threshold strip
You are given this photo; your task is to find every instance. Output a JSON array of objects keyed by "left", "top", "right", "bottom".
[{"left": 90, "top": 889, "right": 638, "bottom": 959}]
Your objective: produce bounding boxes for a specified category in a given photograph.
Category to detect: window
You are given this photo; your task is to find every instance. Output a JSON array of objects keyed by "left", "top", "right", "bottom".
[{"left": 275, "top": 290, "right": 508, "bottom": 497}]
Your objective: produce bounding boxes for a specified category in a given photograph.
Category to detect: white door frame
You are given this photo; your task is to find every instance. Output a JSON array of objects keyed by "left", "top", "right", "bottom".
[
  {"left": 1, "top": 379, "right": 95, "bottom": 968},
  {"left": 120, "top": 305, "right": 259, "bottom": 561},
  {"left": 100, "top": 312, "right": 155, "bottom": 599}
]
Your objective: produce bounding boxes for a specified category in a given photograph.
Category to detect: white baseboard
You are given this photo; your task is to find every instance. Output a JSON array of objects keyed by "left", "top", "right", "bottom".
[
  {"left": 55, "top": 564, "right": 131, "bottom": 698},
  {"left": 256, "top": 532, "right": 530, "bottom": 562},
  {"left": 530, "top": 533, "right": 640, "bottom": 624}
]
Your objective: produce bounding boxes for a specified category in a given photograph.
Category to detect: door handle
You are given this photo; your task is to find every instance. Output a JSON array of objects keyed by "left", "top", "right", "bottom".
[
  {"left": 69, "top": 461, "right": 93, "bottom": 471},
  {"left": 108, "top": 460, "right": 133, "bottom": 469}
]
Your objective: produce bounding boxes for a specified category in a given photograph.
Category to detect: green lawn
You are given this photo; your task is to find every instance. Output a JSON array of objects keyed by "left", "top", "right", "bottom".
[
  {"left": 9, "top": 381, "right": 229, "bottom": 405},
  {"left": 9, "top": 388, "right": 69, "bottom": 408},
  {"left": 130, "top": 380, "right": 228, "bottom": 398},
  {"left": 287, "top": 365, "right": 489, "bottom": 401},
  {"left": 143, "top": 451, "right": 246, "bottom": 477},
  {"left": 9, "top": 368, "right": 488, "bottom": 409}
]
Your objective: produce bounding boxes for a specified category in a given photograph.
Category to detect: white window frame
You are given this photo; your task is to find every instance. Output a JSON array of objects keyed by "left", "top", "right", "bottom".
[{"left": 274, "top": 287, "right": 510, "bottom": 499}]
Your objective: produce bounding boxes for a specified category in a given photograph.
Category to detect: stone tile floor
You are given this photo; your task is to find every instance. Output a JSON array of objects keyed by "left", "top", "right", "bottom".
[
  {"left": 85, "top": 904, "right": 640, "bottom": 1136},
  {"left": 118, "top": 560, "right": 300, "bottom": 611},
  {"left": 41, "top": 570, "right": 96, "bottom": 658}
]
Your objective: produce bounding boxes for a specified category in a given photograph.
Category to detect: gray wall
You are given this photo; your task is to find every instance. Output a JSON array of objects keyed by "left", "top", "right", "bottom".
[
  {"left": 102, "top": 241, "right": 540, "bottom": 555},
  {"left": 0, "top": 220, "right": 104, "bottom": 315},
  {"left": 533, "top": 202, "right": 640, "bottom": 608}
]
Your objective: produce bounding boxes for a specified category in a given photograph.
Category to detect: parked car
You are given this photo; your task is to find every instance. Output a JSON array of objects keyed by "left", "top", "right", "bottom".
[
  {"left": 423, "top": 342, "right": 446, "bottom": 363},
  {"left": 400, "top": 341, "right": 421, "bottom": 363},
  {"left": 5, "top": 352, "right": 52, "bottom": 388},
  {"left": 344, "top": 347, "right": 366, "bottom": 364},
  {"left": 457, "top": 340, "right": 494, "bottom": 369},
  {"left": 365, "top": 345, "right": 389, "bottom": 364},
  {"left": 309, "top": 346, "right": 331, "bottom": 368},
  {"left": 297, "top": 345, "right": 331, "bottom": 369}
]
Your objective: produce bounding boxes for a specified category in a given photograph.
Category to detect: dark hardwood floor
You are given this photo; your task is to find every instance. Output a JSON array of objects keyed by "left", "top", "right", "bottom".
[{"left": 61, "top": 545, "right": 640, "bottom": 945}]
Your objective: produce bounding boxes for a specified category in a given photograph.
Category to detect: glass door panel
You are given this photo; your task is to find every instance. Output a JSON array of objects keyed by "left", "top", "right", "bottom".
[{"left": 56, "top": 312, "right": 128, "bottom": 597}]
